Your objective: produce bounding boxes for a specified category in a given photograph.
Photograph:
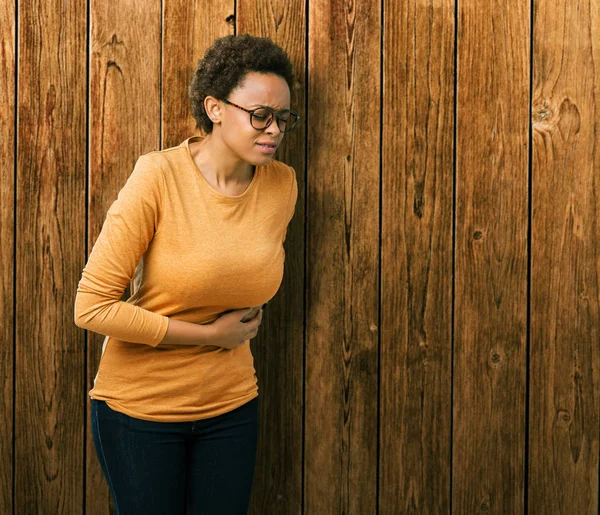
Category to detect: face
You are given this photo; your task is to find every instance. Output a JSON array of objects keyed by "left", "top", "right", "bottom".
[{"left": 205, "top": 72, "right": 292, "bottom": 165}]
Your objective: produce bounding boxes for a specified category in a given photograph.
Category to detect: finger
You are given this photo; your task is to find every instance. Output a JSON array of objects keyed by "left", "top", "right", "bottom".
[
  {"left": 239, "top": 307, "right": 257, "bottom": 323},
  {"left": 240, "top": 308, "right": 254, "bottom": 319}
]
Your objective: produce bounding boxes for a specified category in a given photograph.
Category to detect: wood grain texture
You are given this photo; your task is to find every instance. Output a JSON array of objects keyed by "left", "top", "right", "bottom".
[
  {"left": 7, "top": 0, "right": 600, "bottom": 512},
  {"left": 15, "top": 0, "right": 86, "bottom": 511},
  {"left": 162, "top": 0, "right": 234, "bottom": 148},
  {"left": 236, "top": 3, "right": 306, "bottom": 513},
  {"left": 0, "top": 0, "right": 15, "bottom": 512},
  {"left": 453, "top": 0, "right": 530, "bottom": 512},
  {"left": 380, "top": 0, "right": 455, "bottom": 512},
  {"left": 86, "top": 1, "right": 161, "bottom": 512},
  {"left": 305, "top": 0, "right": 380, "bottom": 512},
  {"left": 529, "top": 0, "right": 600, "bottom": 512}
]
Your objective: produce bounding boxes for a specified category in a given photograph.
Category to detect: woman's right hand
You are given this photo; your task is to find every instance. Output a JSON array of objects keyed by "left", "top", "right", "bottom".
[{"left": 209, "top": 308, "right": 263, "bottom": 350}]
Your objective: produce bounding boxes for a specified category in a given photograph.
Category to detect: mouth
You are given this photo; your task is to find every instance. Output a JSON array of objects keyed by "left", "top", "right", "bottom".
[{"left": 256, "top": 142, "right": 278, "bottom": 153}]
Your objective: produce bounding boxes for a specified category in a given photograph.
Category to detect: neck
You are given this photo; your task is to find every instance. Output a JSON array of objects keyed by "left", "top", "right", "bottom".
[{"left": 190, "top": 132, "right": 255, "bottom": 186}]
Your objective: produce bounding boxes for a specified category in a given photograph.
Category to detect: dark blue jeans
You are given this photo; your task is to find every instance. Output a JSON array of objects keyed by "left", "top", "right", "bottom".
[{"left": 91, "top": 397, "right": 259, "bottom": 515}]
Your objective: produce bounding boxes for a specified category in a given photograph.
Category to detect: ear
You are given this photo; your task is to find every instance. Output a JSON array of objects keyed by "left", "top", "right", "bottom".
[{"left": 204, "top": 96, "right": 222, "bottom": 123}]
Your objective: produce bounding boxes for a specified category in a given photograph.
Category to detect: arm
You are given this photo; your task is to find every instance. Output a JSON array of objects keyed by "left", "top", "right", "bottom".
[
  {"left": 162, "top": 309, "right": 262, "bottom": 348},
  {"left": 74, "top": 154, "right": 172, "bottom": 346},
  {"left": 159, "top": 318, "right": 215, "bottom": 346}
]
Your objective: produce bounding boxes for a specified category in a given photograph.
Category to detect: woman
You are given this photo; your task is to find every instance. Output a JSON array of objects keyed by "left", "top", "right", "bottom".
[{"left": 74, "top": 33, "right": 299, "bottom": 514}]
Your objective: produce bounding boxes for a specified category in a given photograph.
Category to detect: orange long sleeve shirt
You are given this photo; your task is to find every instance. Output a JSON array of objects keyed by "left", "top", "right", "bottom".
[{"left": 75, "top": 135, "right": 297, "bottom": 422}]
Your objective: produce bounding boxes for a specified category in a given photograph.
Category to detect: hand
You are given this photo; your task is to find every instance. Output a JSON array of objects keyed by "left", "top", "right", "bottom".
[{"left": 209, "top": 307, "right": 263, "bottom": 350}]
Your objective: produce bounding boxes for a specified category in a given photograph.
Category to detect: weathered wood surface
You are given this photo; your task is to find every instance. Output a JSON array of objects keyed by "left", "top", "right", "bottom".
[
  {"left": 305, "top": 0, "right": 381, "bottom": 513},
  {"left": 453, "top": 0, "right": 530, "bottom": 512},
  {"left": 529, "top": 0, "right": 600, "bottom": 512},
  {"left": 15, "top": 0, "right": 86, "bottom": 511},
  {"left": 0, "top": 0, "right": 15, "bottom": 511},
  {"left": 6, "top": 0, "right": 600, "bottom": 512},
  {"left": 380, "top": 0, "right": 455, "bottom": 512}
]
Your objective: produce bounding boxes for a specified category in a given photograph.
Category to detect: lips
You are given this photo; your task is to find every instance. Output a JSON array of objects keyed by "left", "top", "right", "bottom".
[
  {"left": 256, "top": 142, "right": 278, "bottom": 155},
  {"left": 257, "top": 143, "right": 277, "bottom": 154}
]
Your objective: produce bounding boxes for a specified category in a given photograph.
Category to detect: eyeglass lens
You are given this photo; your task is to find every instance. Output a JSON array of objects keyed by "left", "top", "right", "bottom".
[{"left": 251, "top": 107, "right": 299, "bottom": 132}]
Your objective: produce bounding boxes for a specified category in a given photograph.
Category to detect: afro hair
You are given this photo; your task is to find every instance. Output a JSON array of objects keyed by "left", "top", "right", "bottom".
[{"left": 188, "top": 34, "right": 295, "bottom": 134}]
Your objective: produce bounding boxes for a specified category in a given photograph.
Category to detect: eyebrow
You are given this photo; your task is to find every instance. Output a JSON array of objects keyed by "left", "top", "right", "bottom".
[{"left": 250, "top": 104, "right": 291, "bottom": 111}]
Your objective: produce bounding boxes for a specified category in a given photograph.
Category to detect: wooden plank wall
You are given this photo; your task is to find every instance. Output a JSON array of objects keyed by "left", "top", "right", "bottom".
[
  {"left": 454, "top": 0, "right": 530, "bottom": 512},
  {"left": 0, "top": 0, "right": 15, "bottom": 513},
  {"left": 380, "top": 0, "right": 454, "bottom": 512},
  {"left": 15, "top": 0, "right": 87, "bottom": 514},
  {"left": 529, "top": 0, "right": 600, "bottom": 512},
  {"left": 305, "top": 1, "right": 380, "bottom": 513},
  {"left": 1, "top": 0, "right": 598, "bottom": 513}
]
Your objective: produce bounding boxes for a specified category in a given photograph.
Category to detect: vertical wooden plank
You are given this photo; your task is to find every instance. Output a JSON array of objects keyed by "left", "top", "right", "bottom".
[
  {"left": 380, "top": 0, "right": 455, "bottom": 511},
  {"left": 453, "top": 0, "right": 529, "bottom": 512},
  {"left": 162, "top": 0, "right": 233, "bottom": 149},
  {"left": 529, "top": 0, "right": 600, "bottom": 512},
  {"left": 15, "top": 0, "right": 86, "bottom": 511},
  {"left": 305, "top": 0, "right": 380, "bottom": 512},
  {"left": 86, "top": 1, "right": 161, "bottom": 512},
  {"left": 0, "top": 0, "right": 15, "bottom": 512},
  {"left": 236, "top": 3, "right": 306, "bottom": 513}
]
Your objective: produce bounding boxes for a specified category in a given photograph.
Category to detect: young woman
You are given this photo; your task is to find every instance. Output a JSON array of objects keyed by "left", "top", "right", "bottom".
[{"left": 74, "top": 34, "right": 299, "bottom": 514}]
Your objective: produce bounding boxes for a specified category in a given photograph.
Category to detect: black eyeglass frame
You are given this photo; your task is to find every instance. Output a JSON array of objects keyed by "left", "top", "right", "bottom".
[{"left": 220, "top": 98, "right": 300, "bottom": 133}]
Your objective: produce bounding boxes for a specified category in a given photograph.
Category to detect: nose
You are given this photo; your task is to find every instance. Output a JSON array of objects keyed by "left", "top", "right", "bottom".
[{"left": 265, "top": 116, "right": 282, "bottom": 136}]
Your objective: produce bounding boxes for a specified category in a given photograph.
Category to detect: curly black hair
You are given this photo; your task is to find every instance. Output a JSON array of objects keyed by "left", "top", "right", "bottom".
[{"left": 188, "top": 34, "right": 295, "bottom": 134}]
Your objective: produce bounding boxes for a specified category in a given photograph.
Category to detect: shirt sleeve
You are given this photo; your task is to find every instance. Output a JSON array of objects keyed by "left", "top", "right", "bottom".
[
  {"left": 74, "top": 153, "right": 170, "bottom": 347},
  {"left": 282, "top": 165, "right": 298, "bottom": 244}
]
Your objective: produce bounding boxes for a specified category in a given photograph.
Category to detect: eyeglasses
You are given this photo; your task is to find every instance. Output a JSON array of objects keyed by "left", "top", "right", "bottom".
[{"left": 221, "top": 99, "right": 300, "bottom": 133}]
